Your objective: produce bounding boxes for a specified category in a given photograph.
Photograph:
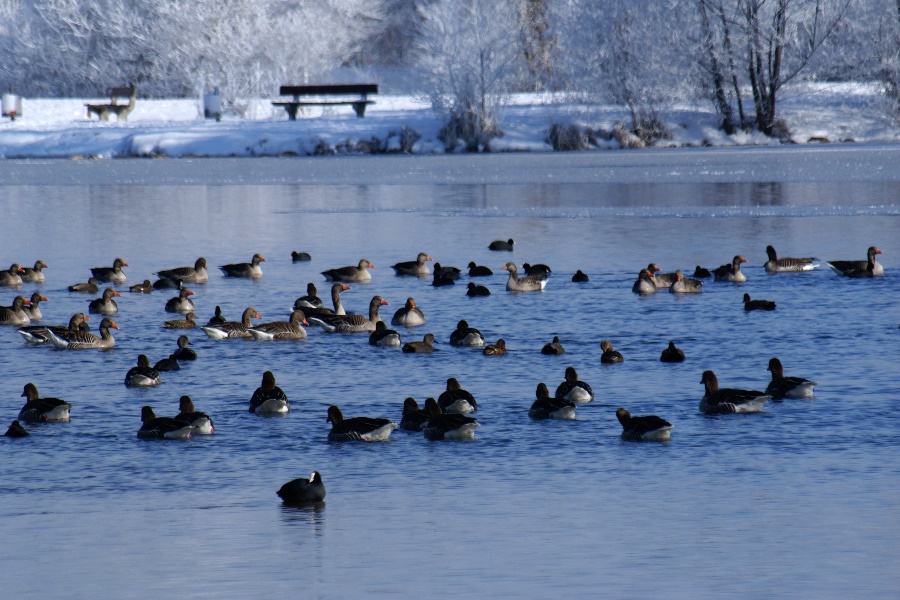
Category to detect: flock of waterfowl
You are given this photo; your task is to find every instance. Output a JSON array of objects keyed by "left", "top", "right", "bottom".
[{"left": 0, "top": 242, "right": 886, "bottom": 504}]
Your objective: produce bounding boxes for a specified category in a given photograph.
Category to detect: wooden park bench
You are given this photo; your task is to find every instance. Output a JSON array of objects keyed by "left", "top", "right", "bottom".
[
  {"left": 85, "top": 86, "right": 137, "bottom": 122},
  {"left": 272, "top": 84, "right": 378, "bottom": 120}
]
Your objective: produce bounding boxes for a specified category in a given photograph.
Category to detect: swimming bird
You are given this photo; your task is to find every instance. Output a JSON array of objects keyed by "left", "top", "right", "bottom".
[
  {"left": 326, "top": 405, "right": 397, "bottom": 442},
  {"left": 321, "top": 258, "right": 372, "bottom": 283},
  {"left": 660, "top": 341, "right": 685, "bottom": 363},
  {"left": 91, "top": 258, "right": 128, "bottom": 283},
  {"left": 164, "top": 287, "right": 195, "bottom": 313},
  {"left": 163, "top": 312, "right": 197, "bottom": 329},
  {"left": 18, "top": 313, "right": 89, "bottom": 344},
  {"left": 68, "top": 277, "right": 99, "bottom": 293},
  {"left": 21, "top": 260, "right": 47, "bottom": 283},
  {"left": 200, "top": 307, "right": 262, "bottom": 339},
  {"left": 466, "top": 282, "right": 490, "bottom": 297},
  {"left": 219, "top": 253, "right": 266, "bottom": 278},
  {"left": 632, "top": 269, "right": 657, "bottom": 294},
  {"left": 174, "top": 395, "right": 214, "bottom": 434},
  {"left": 523, "top": 263, "right": 552, "bottom": 278},
  {"left": 307, "top": 295, "right": 387, "bottom": 333},
  {"left": 483, "top": 338, "right": 507, "bottom": 355},
  {"left": 299, "top": 283, "right": 350, "bottom": 316},
  {"left": 501, "top": 262, "right": 546, "bottom": 292},
  {"left": 249, "top": 371, "right": 290, "bottom": 414},
  {"left": 88, "top": 287, "right": 120, "bottom": 315},
  {"left": 369, "top": 321, "right": 401, "bottom": 347},
  {"left": 765, "top": 358, "right": 817, "bottom": 399},
  {"left": 0, "top": 295, "right": 32, "bottom": 326},
  {"left": 572, "top": 269, "right": 589, "bottom": 282},
  {"left": 699, "top": 370, "right": 769, "bottom": 414},
  {"left": 616, "top": 408, "right": 673, "bottom": 441},
  {"left": 153, "top": 355, "right": 180, "bottom": 372},
  {"left": 422, "top": 398, "right": 479, "bottom": 441},
  {"left": 402, "top": 333, "right": 435, "bottom": 353},
  {"left": 137, "top": 406, "right": 194, "bottom": 440},
  {"left": 555, "top": 367, "right": 593, "bottom": 402},
  {"left": 170, "top": 335, "right": 197, "bottom": 361},
  {"left": 399, "top": 398, "right": 431, "bottom": 431},
  {"left": 156, "top": 257, "right": 208, "bottom": 284},
  {"left": 693, "top": 265, "right": 712, "bottom": 278},
  {"left": 468, "top": 262, "right": 493, "bottom": 276},
  {"left": 293, "top": 282, "right": 323, "bottom": 310},
  {"left": 647, "top": 263, "right": 677, "bottom": 288},
  {"left": 449, "top": 320, "right": 484, "bottom": 346},
  {"left": 23, "top": 292, "right": 47, "bottom": 320},
  {"left": 392, "top": 252, "right": 432, "bottom": 276},
  {"left": 600, "top": 340, "right": 624, "bottom": 363},
  {"left": 431, "top": 269, "right": 456, "bottom": 287},
  {"left": 0, "top": 263, "right": 25, "bottom": 287},
  {"left": 541, "top": 336, "right": 565, "bottom": 355},
  {"left": 125, "top": 355, "right": 162, "bottom": 387},
  {"left": 438, "top": 378, "right": 477, "bottom": 413},
  {"left": 129, "top": 280, "right": 153, "bottom": 293},
  {"left": 248, "top": 310, "right": 309, "bottom": 340},
  {"left": 669, "top": 270, "right": 703, "bottom": 293},
  {"left": 206, "top": 306, "right": 227, "bottom": 326},
  {"left": 18, "top": 383, "right": 72, "bottom": 422},
  {"left": 391, "top": 297, "right": 426, "bottom": 327},
  {"left": 48, "top": 317, "right": 118, "bottom": 350},
  {"left": 4, "top": 421, "right": 29, "bottom": 437},
  {"left": 434, "top": 263, "right": 461, "bottom": 280},
  {"left": 827, "top": 246, "right": 883, "bottom": 276},
  {"left": 291, "top": 251, "right": 312, "bottom": 262},
  {"left": 489, "top": 238, "right": 514, "bottom": 251},
  {"left": 277, "top": 472, "right": 326, "bottom": 505},
  {"left": 743, "top": 293, "right": 776, "bottom": 311},
  {"left": 529, "top": 382, "right": 576, "bottom": 420},
  {"left": 713, "top": 255, "right": 748, "bottom": 282},
  {"left": 764, "top": 245, "right": 817, "bottom": 273},
  {"left": 152, "top": 277, "right": 181, "bottom": 290}
]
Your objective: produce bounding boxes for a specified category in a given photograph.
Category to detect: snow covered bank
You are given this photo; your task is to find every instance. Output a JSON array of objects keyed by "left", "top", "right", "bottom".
[{"left": 0, "top": 85, "right": 896, "bottom": 160}]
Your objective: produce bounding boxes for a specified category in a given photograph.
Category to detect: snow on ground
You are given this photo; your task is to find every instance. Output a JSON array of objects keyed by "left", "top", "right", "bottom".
[{"left": 0, "top": 83, "right": 896, "bottom": 159}]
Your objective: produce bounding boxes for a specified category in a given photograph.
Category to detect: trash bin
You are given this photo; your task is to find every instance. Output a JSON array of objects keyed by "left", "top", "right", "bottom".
[
  {"left": 203, "top": 89, "right": 221, "bottom": 122},
  {"left": 2, "top": 93, "right": 22, "bottom": 121}
]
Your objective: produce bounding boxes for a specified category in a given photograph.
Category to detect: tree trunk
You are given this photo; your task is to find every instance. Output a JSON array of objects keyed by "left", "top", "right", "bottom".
[{"left": 698, "top": 0, "right": 735, "bottom": 133}]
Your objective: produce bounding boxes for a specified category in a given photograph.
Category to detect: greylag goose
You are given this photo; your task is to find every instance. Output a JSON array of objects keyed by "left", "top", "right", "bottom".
[
  {"left": 0, "top": 263, "right": 24, "bottom": 287},
  {"left": 554, "top": 367, "right": 593, "bottom": 402},
  {"left": 68, "top": 277, "right": 99, "bottom": 293},
  {"left": 422, "top": 398, "right": 479, "bottom": 441},
  {"left": 764, "top": 245, "right": 817, "bottom": 273},
  {"left": 91, "top": 258, "right": 128, "bottom": 283},
  {"left": 277, "top": 472, "right": 326, "bottom": 505},
  {"left": 399, "top": 398, "right": 430, "bottom": 431},
  {"left": 300, "top": 283, "right": 349, "bottom": 316},
  {"left": 293, "top": 282, "right": 323, "bottom": 310},
  {"left": 200, "top": 307, "right": 262, "bottom": 339},
  {"left": 693, "top": 266, "right": 712, "bottom": 278},
  {"left": 541, "top": 336, "right": 565, "bottom": 355},
  {"left": 129, "top": 280, "right": 153, "bottom": 293},
  {"left": 449, "top": 320, "right": 485, "bottom": 346},
  {"left": 88, "top": 287, "right": 120, "bottom": 315},
  {"left": 483, "top": 338, "right": 507, "bottom": 355},
  {"left": 169, "top": 335, "right": 197, "bottom": 361},
  {"left": 219, "top": 253, "right": 265, "bottom": 278},
  {"left": 438, "top": 378, "right": 477, "bottom": 413},
  {"left": 0, "top": 295, "right": 32, "bottom": 326},
  {"left": 828, "top": 246, "right": 883, "bottom": 276},
  {"left": 523, "top": 263, "right": 552, "bottom": 278},
  {"left": 616, "top": 408, "right": 673, "bottom": 441},
  {"left": 467, "top": 262, "right": 493, "bottom": 276},
  {"left": 391, "top": 297, "right": 426, "bottom": 326},
  {"left": 308, "top": 295, "right": 387, "bottom": 333},
  {"left": 392, "top": 252, "right": 433, "bottom": 276},
  {"left": 156, "top": 257, "right": 208, "bottom": 284},
  {"left": 466, "top": 282, "right": 490, "bottom": 296},
  {"left": 18, "top": 312, "right": 89, "bottom": 344},
  {"left": 291, "top": 251, "right": 312, "bottom": 262},
  {"left": 699, "top": 370, "right": 769, "bottom": 414},
  {"left": 21, "top": 260, "right": 47, "bottom": 283},
  {"left": 501, "top": 262, "right": 546, "bottom": 292},
  {"left": 137, "top": 406, "right": 193, "bottom": 440},
  {"left": 713, "top": 255, "right": 748, "bottom": 282},
  {"left": 125, "top": 355, "right": 162, "bottom": 387},
  {"left": 402, "top": 333, "right": 435, "bottom": 353},
  {"left": 369, "top": 321, "right": 401, "bottom": 347},
  {"left": 528, "top": 382, "right": 576, "bottom": 420},
  {"left": 18, "top": 383, "right": 72, "bottom": 422},
  {"left": 174, "top": 396, "right": 214, "bottom": 434},
  {"left": 248, "top": 310, "right": 309, "bottom": 340},
  {"left": 600, "top": 340, "right": 623, "bottom": 363},
  {"left": 647, "top": 263, "right": 677, "bottom": 288},
  {"left": 572, "top": 270, "right": 589, "bottom": 282},
  {"left": 23, "top": 292, "right": 47, "bottom": 321},
  {"left": 163, "top": 312, "right": 197, "bottom": 329},
  {"left": 489, "top": 238, "right": 514, "bottom": 251},
  {"left": 321, "top": 259, "right": 372, "bottom": 283},
  {"left": 669, "top": 270, "right": 703, "bottom": 293},
  {"left": 48, "top": 317, "right": 118, "bottom": 350},
  {"left": 207, "top": 306, "right": 227, "bottom": 326},
  {"left": 765, "top": 358, "right": 817, "bottom": 399},
  {"left": 326, "top": 405, "right": 397, "bottom": 442},
  {"left": 660, "top": 341, "right": 685, "bottom": 362},
  {"left": 743, "top": 293, "right": 776, "bottom": 311},
  {"left": 5, "top": 421, "right": 29, "bottom": 437},
  {"left": 433, "top": 263, "right": 461, "bottom": 280},
  {"left": 250, "top": 371, "right": 290, "bottom": 414},
  {"left": 632, "top": 269, "right": 658, "bottom": 294},
  {"left": 164, "top": 287, "right": 195, "bottom": 314}
]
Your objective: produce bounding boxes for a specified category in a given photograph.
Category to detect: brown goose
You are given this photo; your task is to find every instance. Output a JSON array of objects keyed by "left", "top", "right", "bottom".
[
  {"left": 248, "top": 310, "right": 309, "bottom": 340},
  {"left": 828, "top": 246, "right": 883, "bottom": 277},
  {"left": 48, "top": 317, "right": 118, "bottom": 350},
  {"left": 219, "top": 253, "right": 265, "bottom": 278},
  {"left": 18, "top": 383, "right": 72, "bottom": 423},
  {"left": 250, "top": 371, "right": 290, "bottom": 414},
  {"left": 0, "top": 263, "right": 25, "bottom": 287},
  {"left": 554, "top": 366, "right": 593, "bottom": 402},
  {"left": 764, "top": 245, "right": 817, "bottom": 273},
  {"left": 392, "top": 252, "right": 432, "bottom": 276},
  {"left": 647, "top": 263, "right": 677, "bottom": 288},
  {"left": 489, "top": 238, "right": 514, "bottom": 251},
  {"left": 137, "top": 406, "right": 194, "bottom": 440},
  {"left": 616, "top": 408, "right": 673, "bottom": 442},
  {"left": 632, "top": 269, "right": 657, "bottom": 294},
  {"left": 21, "top": 260, "right": 48, "bottom": 283},
  {"left": 765, "top": 358, "right": 817, "bottom": 399},
  {"left": 129, "top": 280, "right": 153, "bottom": 293},
  {"left": 528, "top": 382, "right": 576, "bottom": 420},
  {"left": 68, "top": 277, "right": 99, "bottom": 293},
  {"left": 699, "top": 370, "right": 769, "bottom": 414},
  {"left": 23, "top": 292, "right": 48, "bottom": 321},
  {"left": 300, "top": 283, "right": 349, "bottom": 316},
  {"left": 156, "top": 257, "right": 208, "bottom": 284},
  {"left": 124, "top": 354, "right": 162, "bottom": 387},
  {"left": 369, "top": 320, "right": 401, "bottom": 347},
  {"left": 293, "top": 282, "right": 324, "bottom": 311},
  {"left": 164, "top": 287, "right": 195, "bottom": 313},
  {"left": 449, "top": 320, "right": 484, "bottom": 346},
  {"left": 326, "top": 405, "right": 397, "bottom": 442},
  {"left": 391, "top": 297, "right": 426, "bottom": 327},
  {"left": 321, "top": 259, "right": 373, "bottom": 283},
  {"left": 402, "top": 333, "right": 435, "bottom": 353},
  {"left": 163, "top": 312, "right": 197, "bottom": 329},
  {"left": 422, "top": 398, "right": 479, "bottom": 441},
  {"left": 308, "top": 295, "right": 387, "bottom": 333},
  {"left": 91, "top": 258, "right": 128, "bottom": 283},
  {"left": 88, "top": 287, "right": 121, "bottom": 315},
  {"left": 0, "top": 295, "right": 32, "bottom": 326},
  {"left": 743, "top": 293, "right": 776, "bottom": 311},
  {"left": 174, "top": 395, "right": 214, "bottom": 434},
  {"left": 438, "top": 378, "right": 477, "bottom": 413},
  {"left": 201, "top": 307, "right": 262, "bottom": 339},
  {"left": 541, "top": 336, "right": 565, "bottom": 355},
  {"left": 713, "top": 255, "right": 748, "bottom": 282},
  {"left": 600, "top": 340, "right": 623, "bottom": 364},
  {"left": 399, "top": 397, "right": 430, "bottom": 431},
  {"left": 483, "top": 338, "right": 507, "bottom": 355},
  {"left": 669, "top": 270, "right": 703, "bottom": 294},
  {"left": 660, "top": 341, "right": 685, "bottom": 363},
  {"left": 18, "top": 312, "right": 89, "bottom": 344},
  {"left": 501, "top": 262, "right": 546, "bottom": 292}
]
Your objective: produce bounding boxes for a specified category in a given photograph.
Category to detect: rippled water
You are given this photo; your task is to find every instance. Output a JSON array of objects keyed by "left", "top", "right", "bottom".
[{"left": 1, "top": 150, "right": 899, "bottom": 598}]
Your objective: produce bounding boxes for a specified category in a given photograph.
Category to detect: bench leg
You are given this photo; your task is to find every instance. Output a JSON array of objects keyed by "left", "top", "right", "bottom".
[
  {"left": 285, "top": 104, "right": 299, "bottom": 121},
  {"left": 352, "top": 101, "right": 367, "bottom": 118}
]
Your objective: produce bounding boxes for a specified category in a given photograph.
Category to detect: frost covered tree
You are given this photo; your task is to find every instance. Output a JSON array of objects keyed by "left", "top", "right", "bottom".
[{"left": 357, "top": 0, "right": 433, "bottom": 66}]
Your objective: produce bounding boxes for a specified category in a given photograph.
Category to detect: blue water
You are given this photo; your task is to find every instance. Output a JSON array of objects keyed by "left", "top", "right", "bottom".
[{"left": 1, "top": 149, "right": 899, "bottom": 598}]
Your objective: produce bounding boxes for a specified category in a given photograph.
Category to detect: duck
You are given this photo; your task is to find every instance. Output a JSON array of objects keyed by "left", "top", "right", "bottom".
[
  {"left": 293, "top": 282, "right": 323, "bottom": 310},
  {"left": 467, "top": 261, "right": 493, "bottom": 276},
  {"left": 48, "top": 317, "right": 118, "bottom": 350},
  {"left": 669, "top": 270, "right": 703, "bottom": 293},
  {"left": 483, "top": 338, "right": 507, "bottom": 356},
  {"left": 277, "top": 472, "right": 326, "bottom": 505},
  {"left": 528, "top": 382, "right": 576, "bottom": 420},
  {"left": 137, "top": 406, "right": 194, "bottom": 440},
  {"left": 391, "top": 297, "right": 426, "bottom": 326},
  {"left": 369, "top": 321, "right": 402, "bottom": 347},
  {"left": 541, "top": 336, "right": 565, "bottom": 355},
  {"left": 248, "top": 310, "right": 309, "bottom": 340},
  {"left": 291, "top": 251, "right": 312, "bottom": 262},
  {"left": 249, "top": 371, "right": 290, "bottom": 414},
  {"left": 88, "top": 287, "right": 121, "bottom": 315},
  {"left": 5, "top": 421, "right": 29, "bottom": 437},
  {"left": 68, "top": 277, "right": 99, "bottom": 293},
  {"left": 153, "top": 355, "right": 180, "bottom": 372},
  {"left": 308, "top": 296, "right": 387, "bottom": 333},
  {"left": 828, "top": 246, "right": 883, "bottom": 277},
  {"left": 156, "top": 257, "right": 208, "bottom": 284},
  {"left": 326, "top": 405, "right": 397, "bottom": 442},
  {"left": 23, "top": 292, "right": 48, "bottom": 321},
  {"left": 765, "top": 358, "right": 817, "bottom": 399},
  {"left": 21, "top": 260, "right": 47, "bottom": 283},
  {"left": 699, "top": 370, "right": 769, "bottom": 414},
  {"left": 152, "top": 277, "right": 181, "bottom": 290},
  {"left": 713, "top": 255, "right": 748, "bottom": 282},
  {"left": 392, "top": 252, "right": 432, "bottom": 276},
  {"left": 321, "top": 258, "right": 372, "bottom": 283},
  {"left": 449, "top": 320, "right": 485, "bottom": 347},
  {"left": 124, "top": 355, "right": 162, "bottom": 387},
  {"left": 632, "top": 269, "right": 657, "bottom": 294},
  {"left": 572, "top": 269, "right": 589, "bottom": 282},
  {"left": 200, "top": 307, "right": 262, "bottom": 339},
  {"left": 219, "top": 253, "right": 265, "bottom": 278},
  {"left": 555, "top": 367, "right": 593, "bottom": 402},
  {"left": 18, "top": 312, "right": 89, "bottom": 344},
  {"left": 207, "top": 305, "right": 227, "bottom": 326},
  {"left": 163, "top": 312, "right": 197, "bottom": 329},
  {"left": 438, "top": 378, "right": 477, "bottom": 413},
  {"left": 129, "top": 279, "right": 153, "bottom": 293},
  {"left": 489, "top": 238, "right": 514, "bottom": 251},
  {"left": 431, "top": 269, "right": 456, "bottom": 287},
  {"left": 399, "top": 398, "right": 431, "bottom": 431},
  {"left": 166, "top": 335, "right": 196, "bottom": 361},
  {"left": 523, "top": 263, "right": 552, "bottom": 278},
  {"left": 0, "top": 295, "right": 32, "bottom": 326},
  {"left": 402, "top": 333, "right": 435, "bottom": 353},
  {"left": 466, "top": 282, "right": 491, "bottom": 297},
  {"left": 18, "top": 383, "right": 72, "bottom": 422},
  {"left": 174, "top": 395, "right": 214, "bottom": 434},
  {"left": 164, "top": 287, "right": 195, "bottom": 313},
  {"left": 743, "top": 293, "right": 776, "bottom": 311},
  {"left": 647, "top": 263, "right": 677, "bottom": 288},
  {"left": 764, "top": 245, "right": 817, "bottom": 273},
  {"left": 660, "top": 341, "right": 685, "bottom": 363},
  {"left": 91, "top": 258, "right": 128, "bottom": 283},
  {"left": 600, "top": 340, "right": 624, "bottom": 364},
  {"left": 501, "top": 262, "right": 546, "bottom": 292},
  {"left": 299, "top": 283, "right": 349, "bottom": 316},
  {"left": 0, "top": 263, "right": 25, "bottom": 287},
  {"left": 693, "top": 265, "right": 712, "bottom": 278},
  {"left": 616, "top": 408, "right": 673, "bottom": 442},
  {"left": 422, "top": 398, "right": 479, "bottom": 441}
]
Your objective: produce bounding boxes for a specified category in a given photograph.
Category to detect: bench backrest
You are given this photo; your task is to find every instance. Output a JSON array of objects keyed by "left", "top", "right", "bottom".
[{"left": 278, "top": 84, "right": 378, "bottom": 97}]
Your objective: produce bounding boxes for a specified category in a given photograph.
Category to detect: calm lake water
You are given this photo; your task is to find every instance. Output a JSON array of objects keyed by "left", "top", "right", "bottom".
[{"left": 1, "top": 147, "right": 899, "bottom": 598}]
